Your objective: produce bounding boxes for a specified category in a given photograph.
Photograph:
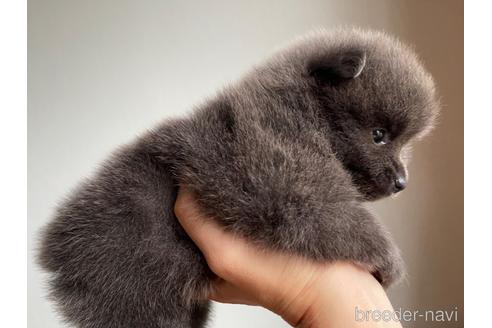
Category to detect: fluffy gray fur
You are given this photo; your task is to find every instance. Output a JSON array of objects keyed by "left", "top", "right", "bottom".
[{"left": 38, "top": 28, "right": 439, "bottom": 328}]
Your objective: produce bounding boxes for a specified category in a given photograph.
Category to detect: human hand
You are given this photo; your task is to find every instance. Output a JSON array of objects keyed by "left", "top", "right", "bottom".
[{"left": 174, "top": 187, "right": 402, "bottom": 327}]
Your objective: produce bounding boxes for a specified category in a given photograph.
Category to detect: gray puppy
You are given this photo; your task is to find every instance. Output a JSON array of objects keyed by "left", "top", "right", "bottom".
[{"left": 38, "top": 28, "right": 439, "bottom": 328}]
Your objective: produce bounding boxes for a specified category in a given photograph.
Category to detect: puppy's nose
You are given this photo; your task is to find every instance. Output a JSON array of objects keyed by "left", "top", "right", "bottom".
[{"left": 394, "top": 175, "right": 407, "bottom": 192}]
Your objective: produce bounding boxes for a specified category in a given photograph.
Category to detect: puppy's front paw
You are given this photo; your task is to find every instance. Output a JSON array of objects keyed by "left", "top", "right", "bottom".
[
  {"left": 365, "top": 236, "right": 405, "bottom": 287},
  {"left": 319, "top": 202, "right": 405, "bottom": 287}
]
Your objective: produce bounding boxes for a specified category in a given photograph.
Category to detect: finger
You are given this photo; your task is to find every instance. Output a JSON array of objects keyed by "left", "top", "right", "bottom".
[
  {"left": 174, "top": 186, "right": 314, "bottom": 300},
  {"left": 175, "top": 187, "right": 266, "bottom": 284},
  {"left": 174, "top": 187, "right": 238, "bottom": 263},
  {"left": 209, "top": 279, "right": 259, "bottom": 306}
]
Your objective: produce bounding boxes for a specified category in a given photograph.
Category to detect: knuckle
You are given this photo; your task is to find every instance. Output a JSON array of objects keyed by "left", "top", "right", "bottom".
[
  {"left": 207, "top": 257, "right": 226, "bottom": 276},
  {"left": 173, "top": 197, "right": 190, "bottom": 219},
  {"left": 208, "top": 246, "right": 241, "bottom": 277}
]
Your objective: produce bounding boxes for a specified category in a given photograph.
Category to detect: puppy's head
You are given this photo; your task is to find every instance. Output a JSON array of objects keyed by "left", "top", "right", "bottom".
[{"left": 303, "top": 29, "right": 439, "bottom": 200}]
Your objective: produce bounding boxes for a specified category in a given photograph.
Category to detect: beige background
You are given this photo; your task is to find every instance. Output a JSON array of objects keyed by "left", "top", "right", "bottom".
[{"left": 28, "top": 0, "right": 463, "bottom": 327}]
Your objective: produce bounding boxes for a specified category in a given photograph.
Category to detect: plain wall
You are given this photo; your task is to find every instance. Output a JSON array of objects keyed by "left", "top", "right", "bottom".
[{"left": 28, "top": 1, "right": 463, "bottom": 327}]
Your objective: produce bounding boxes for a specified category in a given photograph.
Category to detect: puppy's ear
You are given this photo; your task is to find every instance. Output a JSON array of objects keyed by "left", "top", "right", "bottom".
[{"left": 309, "top": 49, "right": 366, "bottom": 84}]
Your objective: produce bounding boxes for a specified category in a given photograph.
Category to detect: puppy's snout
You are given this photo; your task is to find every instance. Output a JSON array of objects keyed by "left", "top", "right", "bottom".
[
  {"left": 393, "top": 175, "right": 407, "bottom": 192},
  {"left": 389, "top": 160, "right": 407, "bottom": 194}
]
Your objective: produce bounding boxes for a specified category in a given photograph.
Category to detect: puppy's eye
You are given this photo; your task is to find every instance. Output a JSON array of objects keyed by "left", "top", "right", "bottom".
[{"left": 372, "top": 128, "right": 388, "bottom": 145}]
